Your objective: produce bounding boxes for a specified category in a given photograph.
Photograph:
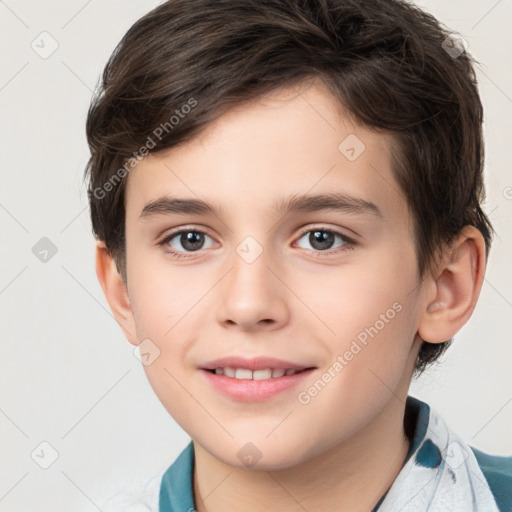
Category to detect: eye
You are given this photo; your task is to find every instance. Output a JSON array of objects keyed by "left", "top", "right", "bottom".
[
  {"left": 295, "top": 227, "right": 355, "bottom": 254},
  {"left": 159, "top": 229, "right": 215, "bottom": 255},
  {"left": 158, "top": 226, "right": 355, "bottom": 259}
]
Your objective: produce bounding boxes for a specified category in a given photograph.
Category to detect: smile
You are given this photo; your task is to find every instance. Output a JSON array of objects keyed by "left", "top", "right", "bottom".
[
  {"left": 206, "top": 367, "right": 308, "bottom": 379},
  {"left": 201, "top": 367, "right": 316, "bottom": 401}
]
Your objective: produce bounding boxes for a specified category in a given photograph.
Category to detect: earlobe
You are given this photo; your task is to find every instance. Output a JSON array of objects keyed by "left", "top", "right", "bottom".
[
  {"left": 95, "top": 241, "right": 138, "bottom": 345},
  {"left": 417, "top": 226, "right": 486, "bottom": 344}
]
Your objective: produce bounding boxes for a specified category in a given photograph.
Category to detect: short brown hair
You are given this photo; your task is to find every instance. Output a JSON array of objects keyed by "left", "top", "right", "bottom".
[{"left": 84, "top": 0, "right": 494, "bottom": 375}]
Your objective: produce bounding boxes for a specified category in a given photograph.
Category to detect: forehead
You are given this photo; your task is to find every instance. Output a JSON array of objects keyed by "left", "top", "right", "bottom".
[{"left": 124, "top": 79, "right": 408, "bottom": 227}]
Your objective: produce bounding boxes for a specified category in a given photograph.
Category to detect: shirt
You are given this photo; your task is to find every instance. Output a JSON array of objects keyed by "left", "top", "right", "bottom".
[{"left": 159, "top": 396, "right": 512, "bottom": 511}]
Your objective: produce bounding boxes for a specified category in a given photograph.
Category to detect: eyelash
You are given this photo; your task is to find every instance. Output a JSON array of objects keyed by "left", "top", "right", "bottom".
[{"left": 157, "top": 226, "right": 356, "bottom": 259}]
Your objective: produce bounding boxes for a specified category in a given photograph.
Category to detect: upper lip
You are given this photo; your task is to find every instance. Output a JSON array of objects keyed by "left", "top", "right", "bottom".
[{"left": 200, "top": 356, "right": 315, "bottom": 371}]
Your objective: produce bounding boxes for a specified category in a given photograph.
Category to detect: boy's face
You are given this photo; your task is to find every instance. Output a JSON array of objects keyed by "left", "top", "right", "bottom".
[{"left": 122, "top": 78, "right": 427, "bottom": 469}]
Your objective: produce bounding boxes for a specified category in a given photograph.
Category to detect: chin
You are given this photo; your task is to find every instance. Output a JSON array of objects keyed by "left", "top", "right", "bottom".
[{"left": 207, "top": 437, "right": 313, "bottom": 472}]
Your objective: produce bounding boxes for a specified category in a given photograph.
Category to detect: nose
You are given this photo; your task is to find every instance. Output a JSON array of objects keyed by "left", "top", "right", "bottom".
[{"left": 216, "top": 240, "right": 289, "bottom": 332}]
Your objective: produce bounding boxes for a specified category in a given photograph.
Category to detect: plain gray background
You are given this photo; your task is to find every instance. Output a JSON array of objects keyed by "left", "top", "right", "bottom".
[{"left": 0, "top": 0, "right": 511, "bottom": 510}]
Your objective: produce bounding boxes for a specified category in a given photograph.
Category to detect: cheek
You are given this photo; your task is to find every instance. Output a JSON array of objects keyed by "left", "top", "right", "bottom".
[
  {"left": 127, "top": 250, "right": 190, "bottom": 338},
  {"left": 298, "top": 297, "right": 416, "bottom": 446},
  {"left": 129, "top": 270, "right": 200, "bottom": 423},
  {"left": 317, "top": 249, "right": 419, "bottom": 379}
]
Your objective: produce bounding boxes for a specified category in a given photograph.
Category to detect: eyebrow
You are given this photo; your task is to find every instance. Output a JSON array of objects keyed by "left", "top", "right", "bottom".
[{"left": 139, "top": 192, "right": 384, "bottom": 220}]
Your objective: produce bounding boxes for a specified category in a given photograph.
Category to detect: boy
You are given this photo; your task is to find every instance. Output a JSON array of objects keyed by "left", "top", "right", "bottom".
[{"left": 85, "top": 0, "right": 512, "bottom": 510}]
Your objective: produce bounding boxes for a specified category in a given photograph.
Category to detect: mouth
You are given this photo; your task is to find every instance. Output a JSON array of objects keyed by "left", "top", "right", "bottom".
[
  {"left": 203, "top": 367, "right": 315, "bottom": 380},
  {"left": 200, "top": 364, "right": 317, "bottom": 402}
]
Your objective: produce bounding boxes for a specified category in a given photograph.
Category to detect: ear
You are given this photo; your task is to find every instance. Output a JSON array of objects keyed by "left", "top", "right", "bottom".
[
  {"left": 95, "top": 241, "right": 138, "bottom": 346},
  {"left": 417, "top": 226, "right": 486, "bottom": 344}
]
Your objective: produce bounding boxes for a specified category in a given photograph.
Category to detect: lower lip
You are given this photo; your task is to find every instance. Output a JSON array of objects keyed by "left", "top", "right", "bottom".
[{"left": 200, "top": 368, "right": 316, "bottom": 402}]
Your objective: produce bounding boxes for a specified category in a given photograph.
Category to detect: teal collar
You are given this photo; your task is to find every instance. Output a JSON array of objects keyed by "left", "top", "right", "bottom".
[{"left": 159, "top": 440, "right": 195, "bottom": 511}]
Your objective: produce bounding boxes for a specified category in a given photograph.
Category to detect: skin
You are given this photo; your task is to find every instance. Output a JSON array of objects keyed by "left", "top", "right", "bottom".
[{"left": 96, "top": 78, "right": 486, "bottom": 511}]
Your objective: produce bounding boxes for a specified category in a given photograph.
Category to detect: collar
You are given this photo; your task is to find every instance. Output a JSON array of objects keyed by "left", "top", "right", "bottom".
[
  {"left": 159, "top": 440, "right": 195, "bottom": 511},
  {"left": 371, "top": 395, "right": 429, "bottom": 510}
]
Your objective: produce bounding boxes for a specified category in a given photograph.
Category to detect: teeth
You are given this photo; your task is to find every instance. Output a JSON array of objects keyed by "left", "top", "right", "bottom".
[
  {"left": 223, "top": 367, "right": 236, "bottom": 378},
  {"left": 235, "top": 368, "right": 253, "bottom": 380},
  {"left": 253, "top": 369, "right": 272, "bottom": 380},
  {"left": 212, "top": 367, "right": 301, "bottom": 380}
]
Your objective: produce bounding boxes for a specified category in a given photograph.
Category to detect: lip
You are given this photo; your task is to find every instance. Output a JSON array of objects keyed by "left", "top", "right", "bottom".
[
  {"left": 201, "top": 368, "right": 316, "bottom": 402},
  {"left": 200, "top": 356, "right": 313, "bottom": 372}
]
